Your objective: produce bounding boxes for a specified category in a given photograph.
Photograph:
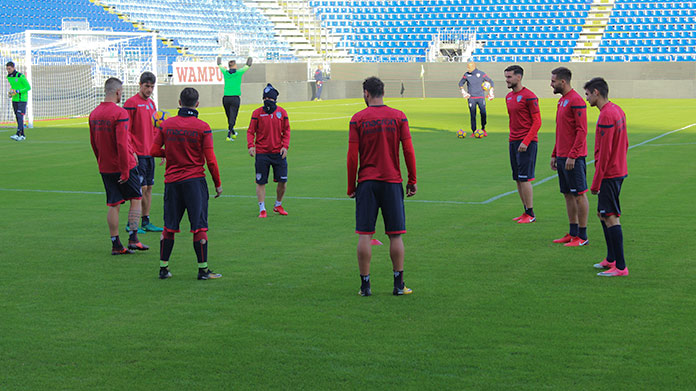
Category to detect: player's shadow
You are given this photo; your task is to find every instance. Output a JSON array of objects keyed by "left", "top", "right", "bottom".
[{"left": 409, "top": 125, "right": 451, "bottom": 133}]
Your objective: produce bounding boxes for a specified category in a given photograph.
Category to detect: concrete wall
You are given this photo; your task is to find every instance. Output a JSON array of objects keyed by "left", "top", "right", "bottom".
[{"left": 157, "top": 62, "right": 696, "bottom": 109}]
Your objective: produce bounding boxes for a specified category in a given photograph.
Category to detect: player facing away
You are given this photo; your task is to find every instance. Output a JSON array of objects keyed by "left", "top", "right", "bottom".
[
  {"left": 88, "top": 78, "right": 149, "bottom": 255},
  {"left": 247, "top": 84, "right": 291, "bottom": 218},
  {"left": 505, "top": 65, "right": 541, "bottom": 224},
  {"left": 6, "top": 61, "right": 31, "bottom": 141},
  {"left": 150, "top": 87, "right": 223, "bottom": 280},
  {"left": 217, "top": 56, "right": 253, "bottom": 141},
  {"left": 123, "top": 71, "right": 163, "bottom": 234},
  {"left": 584, "top": 78, "right": 629, "bottom": 277},
  {"left": 458, "top": 61, "right": 494, "bottom": 137},
  {"left": 550, "top": 67, "right": 590, "bottom": 247},
  {"left": 347, "top": 76, "right": 417, "bottom": 296},
  {"left": 313, "top": 64, "right": 324, "bottom": 101}
]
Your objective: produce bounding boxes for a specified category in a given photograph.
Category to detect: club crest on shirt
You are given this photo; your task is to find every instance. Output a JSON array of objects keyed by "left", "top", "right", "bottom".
[
  {"left": 563, "top": 100, "right": 569, "bottom": 107},
  {"left": 276, "top": 111, "right": 282, "bottom": 119},
  {"left": 476, "top": 73, "right": 481, "bottom": 77},
  {"left": 517, "top": 96, "right": 522, "bottom": 102}
]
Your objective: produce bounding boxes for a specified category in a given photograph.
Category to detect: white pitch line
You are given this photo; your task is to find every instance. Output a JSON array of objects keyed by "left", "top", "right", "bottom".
[{"left": 2, "top": 123, "right": 693, "bottom": 205}]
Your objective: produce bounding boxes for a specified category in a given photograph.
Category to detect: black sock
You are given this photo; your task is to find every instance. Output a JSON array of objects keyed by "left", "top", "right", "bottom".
[
  {"left": 569, "top": 223, "right": 579, "bottom": 237},
  {"left": 142, "top": 215, "right": 150, "bottom": 226},
  {"left": 578, "top": 227, "right": 588, "bottom": 240},
  {"left": 601, "top": 221, "right": 615, "bottom": 261},
  {"left": 393, "top": 270, "right": 404, "bottom": 289},
  {"left": 160, "top": 238, "right": 174, "bottom": 262},
  {"left": 111, "top": 236, "right": 122, "bottom": 249},
  {"left": 525, "top": 207, "right": 535, "bottom": 218},
  {"left": 607, "top": 225, "right": 626, "bottom": 270},
  {"left": 128, "top": 231, "right": 138, "bottom": 243},
  {"left": 193, "top": 240, "right": 208, "bottom": 264}
]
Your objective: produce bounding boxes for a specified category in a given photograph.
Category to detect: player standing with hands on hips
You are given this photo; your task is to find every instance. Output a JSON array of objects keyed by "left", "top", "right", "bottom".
[
  {"left": 150, "top": 87, "right": 223, "bottom": 280},
  {"left": 459, "top": 61, "right": 494, "bottom": 137},
  {"left": 550, "top": 67, "right": 590, "bottom": 247},
  {"left": 89, "top": 78, "right": 148, "bottom": 255},
  {"left": 584, "top": 77, "right": 630, "bottom": 277},
  {"left": 218, "top": 56, "right": 253, "bottom": 141},
  {"left": 247, "top": 84, "right": 291, "bottom": 218},
  {"left": 6, "top": 61, "right": 31, "bottom": 141},
  {"left": 347, "top": 76, "right": 417, "bottom": 297}
]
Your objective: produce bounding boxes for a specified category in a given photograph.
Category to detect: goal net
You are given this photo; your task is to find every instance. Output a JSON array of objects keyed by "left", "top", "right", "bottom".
[{"left": 0, "top": 30, "right": 157, "bottom": 128}]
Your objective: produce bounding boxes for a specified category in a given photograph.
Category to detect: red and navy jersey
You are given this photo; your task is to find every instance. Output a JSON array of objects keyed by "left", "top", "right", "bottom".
[
  {"left": 553, "top": 89, "right": 588, "bottom": 159},
  {"left": 247, "top": 106, "right": 290, "bottom": 154},
  {"left": 151, "top": 108, "right": 217, "bottom": 185},
  {"left": 349, "top": 105, "right": 412, "bottom": 184},
  {"left": 506, "top": 87, "right": 541, "bottom": 143},
  {"left": 89, "top": 102, "right": 136, "bottom": 178},
  {"left": 123, "top": 94, "right": 157, "bottom": 156},
  {"left": 591, "top": 102, "right": 628, "bottom": 193}
]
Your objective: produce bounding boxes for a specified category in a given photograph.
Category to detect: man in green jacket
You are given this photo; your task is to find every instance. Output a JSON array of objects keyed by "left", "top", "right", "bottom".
[
  {"left": 217, "top": 56, "right": 253, "bottom": 141},
  {"left": 6, "top": 61, "right": 31, "bottom": 141}
]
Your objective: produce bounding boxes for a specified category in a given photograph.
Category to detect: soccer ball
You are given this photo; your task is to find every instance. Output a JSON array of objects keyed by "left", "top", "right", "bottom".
[
  {"left": 457, "top": 129, "right": 467, "bottom": 138},
  {"left": 482, "top": 81, "right": 492, "bottom": 91},
  {"left": 474, "top": 129, "right": 486, "bottom": 138},
  {"left": 152, "top": 110, "right": 170, "bottom": 129}
]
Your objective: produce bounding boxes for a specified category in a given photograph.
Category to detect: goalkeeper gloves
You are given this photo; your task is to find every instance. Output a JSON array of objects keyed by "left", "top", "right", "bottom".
[{"left": 246, "top": 57, "right": 253, "bottom": 67}]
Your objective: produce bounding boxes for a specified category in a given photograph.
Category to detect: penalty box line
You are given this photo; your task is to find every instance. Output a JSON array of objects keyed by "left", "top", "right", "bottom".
[{"left": 2, "top": 122, "right": 694, "bottom": 206}]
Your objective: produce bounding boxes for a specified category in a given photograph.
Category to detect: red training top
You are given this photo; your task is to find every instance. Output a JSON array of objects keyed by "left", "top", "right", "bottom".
[
  {"left": 506, "top": 87, "right": 541, "bottom": 144},
  {"left": 123, "top": 93, "right": 157, "bottom": 156},
  {"left": 247, "top": 106, "right": 291, "bottom": 154},
  {"left": 149, "top": 108, "right": 221, "bottom": 187},
  {"left": 552, "top": 89, "right": 588, "bottom": 159},
  {"left": 89, "top": 102, "right": 136, "bottom": 181},
  {"left": 591, "top": 101, "right": 628, "bottom": 193},
  {"left": 347, "top": 105, "right": 416, "bottom": 195}
]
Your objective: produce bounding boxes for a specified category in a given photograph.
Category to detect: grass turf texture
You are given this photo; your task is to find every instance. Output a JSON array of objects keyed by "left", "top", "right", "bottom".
[{"left": 1, "top": 97, "right": 694, "bottom": 390}]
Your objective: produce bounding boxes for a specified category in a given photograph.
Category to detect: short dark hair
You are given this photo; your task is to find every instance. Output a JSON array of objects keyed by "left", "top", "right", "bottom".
[
  {"left": 104, "top": 77, "right": 122, "bottom": 95},
  {"left": 551, "top": 67, "right": 572, "bottom": 83},
  {"left": 140, "top": 71, "right": 156, "bottom": 85},
  {"left": 180, "top": 87, "right": 199, "bottom": 107},
  {"left": 6, "top": 61, "right": 15, "bottom": 67},
  {"left": 584, "top": 77, "right": 609, "bottom": 98},
  {"left": 363, "top": 76, "right": 384, "bottom": 98},
  {"left": 504, "top": 65, "right": 524, "bottom": 76},
  {"left": 228, "top": 60, "right": 236, "bottom": 67}
]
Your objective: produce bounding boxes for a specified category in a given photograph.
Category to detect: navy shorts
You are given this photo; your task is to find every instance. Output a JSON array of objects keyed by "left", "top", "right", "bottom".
[
  {"left": 163, "top": 177, "right": 209, "bottom": 233},
  {"left": 597, "top": 177, "right": 624, "bottom": 217},
  {"left": 509, "top": 140, "right": 537, "bottom": 182},
  {"left": 255, "top": 153, "right": 288, "bottom": 185},
  {"left": 355, "top": 180, "right": 406, "bottom": 235},
  {"left": 556, "top": 156, "right": 588, "bottom": 195},
  {"left": 136, "top": 156, "right": 155, "bottom": 187},
  {"left": 100, "top": 167, "right": 142, "bottom": 206}
]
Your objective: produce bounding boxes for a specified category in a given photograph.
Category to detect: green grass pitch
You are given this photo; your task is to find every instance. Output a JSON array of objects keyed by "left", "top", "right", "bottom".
[{"left": 1, "top": 96, "right": 694, "bottom": 390}]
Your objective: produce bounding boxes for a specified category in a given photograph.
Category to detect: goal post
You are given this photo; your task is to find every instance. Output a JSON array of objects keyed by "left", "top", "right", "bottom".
[{"left": 0, "top": 30, "right": 157, "bottom": 128}]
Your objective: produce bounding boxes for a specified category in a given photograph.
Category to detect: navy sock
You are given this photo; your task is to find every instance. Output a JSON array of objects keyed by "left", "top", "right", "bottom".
[
  {"left": 578, "top": 227, "right": 588, "bottom": 240},
  {"left": 607, "top": 225, "right": 625, "bottom": 270},
  {"left": 128, "top": 231, "right": 138, "bottom": 243},
  {"left": 360, "top": 274, "right": 370, "bottom": 290},
  {"left": 525, "top": 207, "right": 535, "bottom": 218},
  {"left": 111, "top": 236, "right": 122, "bottom": 249},
  {"left": 601, "top": 221, "right": 615, "bottom": 261},
  {"left": 160, "top": 238, "right": 174, "bottom": 262},
  {"left": 569, "top": 223, "right": 579, "bottom": 237},
  {"left": 193, "top": 240, "right": 208, "bottom": 264},
  {"left": 142, "top": 215, "right": 150, "bottom": 226},
  {"left": 393, "top": 270, "right": 404, "bottom": 289}
]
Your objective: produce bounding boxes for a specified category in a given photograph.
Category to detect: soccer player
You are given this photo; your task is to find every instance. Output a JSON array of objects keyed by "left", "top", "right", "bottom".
[
  {"left": 89, "top": 78, "right": 148, "bottom": 255},
  {"left": 550, "top": 67, "right": 590, "bottom": 246},
  {"left": 247, "top": 84, "right": 290, "bottom": 218},
  {"left": 150, "top": 87, "right": 223, "bottom": 280},
  {"left": 504, "top": 65, "right": 541, "bottom": 224},
  {"left": 217, "top": 56, "right": 253, "bottom": 141},
  {"left": 584, "top": 77, "right": 629, "bottom": 277},
  {"left": 313, "top": 64, "right": 324, "bottom": 101},
  {"left": 458, "top": 61, "right": 494, "bottom": 137},
  {"left": 124, "top": 71, "right": 163, "bottom": 233},
  {"left": 6, "top": 61, "right": 31, "bottom": 141},
  {"left": 347, "top": 76, "right": 417, "bottom": 297}
]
